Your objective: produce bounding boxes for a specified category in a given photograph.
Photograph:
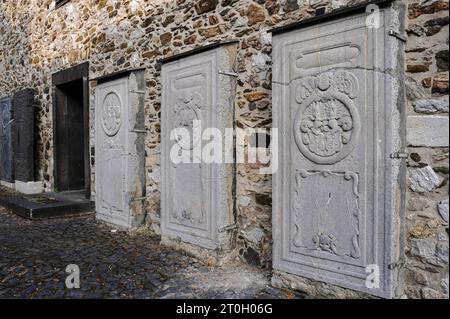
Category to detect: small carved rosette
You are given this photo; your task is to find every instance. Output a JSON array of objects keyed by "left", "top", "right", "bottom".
[
  {"left": 294, "top": 71, "right": 360, "bottom": 164},
  {"left": 101, "top": 92, "right": 122, "bottom": 137}
]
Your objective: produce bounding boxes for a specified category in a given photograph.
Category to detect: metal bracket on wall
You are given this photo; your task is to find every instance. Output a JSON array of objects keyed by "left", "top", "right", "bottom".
[
  {"left": 219, "top": 70, "right": 238, "bottom": 77},
  {"left": 388, "top": 30, "right": 407, "bottom": 42},
  {"left": 130, "top": 129, "right": 147, "bottom": 134},
  {"left": 129, "top": 90, "right": 146, "bottom": 94},
  {"left": 130, "top": 196, "right": 147, "bottom": 202},
  {"left": 388, "top": 256, "right": 405, "bottom": 270}
]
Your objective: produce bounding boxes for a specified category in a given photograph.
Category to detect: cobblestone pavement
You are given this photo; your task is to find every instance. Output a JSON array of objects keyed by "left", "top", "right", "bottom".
[{"left": 0, "top": 187, "right": 302, "bottom": 299}]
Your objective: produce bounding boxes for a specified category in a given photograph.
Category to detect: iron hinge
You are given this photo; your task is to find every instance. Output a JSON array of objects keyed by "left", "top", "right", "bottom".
[
  {"left": 130, "top": 129, "right": 147, "bottom": 134},
  {"left": 388, "top": 30, "right": 407, "bottom": 43},
  {"left": 390, "top": 152, "right": 408, "bottom": 159}
]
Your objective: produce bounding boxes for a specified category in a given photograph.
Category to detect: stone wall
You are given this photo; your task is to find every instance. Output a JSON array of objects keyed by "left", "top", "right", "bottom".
[
  {"left": 0, "top": 0, "right": 448, "bottom": 298},
  {"left": 404, "top": 0, "right": 449, "bottom": 299}
]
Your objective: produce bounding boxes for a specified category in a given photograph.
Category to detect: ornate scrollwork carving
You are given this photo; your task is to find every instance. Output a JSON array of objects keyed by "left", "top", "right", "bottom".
[
  {"left": 313, "top": 232, "right": 339, "bottom": 255},
  {"left": 293, "top": 170, "right": 361, "bottom": 259}
]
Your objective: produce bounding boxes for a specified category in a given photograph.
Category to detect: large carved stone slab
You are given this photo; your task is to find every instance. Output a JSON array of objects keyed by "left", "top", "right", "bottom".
[
  {"left": 95, "top": 70, "right": 146, "bottom": 228},
  {"left": 12, "top": 89, "right": 35, "bottom": 182},
  {"left": 272, "top": 6, "right": 405, "bottom": 298},
  {"left": 0, "top": 96, "right": 14, "bottom": 182},
  {"left": 161, "top": 43, "right": 237, "bottom": 251}
]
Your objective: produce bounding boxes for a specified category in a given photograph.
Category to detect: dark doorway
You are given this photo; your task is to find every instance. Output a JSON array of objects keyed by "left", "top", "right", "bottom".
[{"left": 52, "top": 62, "right": 90, "bottom": 198}]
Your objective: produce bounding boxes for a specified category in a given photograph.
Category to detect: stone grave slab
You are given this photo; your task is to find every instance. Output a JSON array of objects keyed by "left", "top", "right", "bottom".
[
  {"left": 94, "top": 69, "right": 146, "bottom": 228},
  {"left": 160, "top": 42, "right": 238, "bottom": 252},
  {"left": 272, "top": 6, "right": 405, "bottom": 298},
  {"left": 12, "top": 89, "right": 36, "bottom": 182},
  {"left": 0, "top": 96, "right": 14, "bottom": 183}
]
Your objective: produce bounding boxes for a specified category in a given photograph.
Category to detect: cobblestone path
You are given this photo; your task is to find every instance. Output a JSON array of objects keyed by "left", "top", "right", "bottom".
[{"left": 0, "top": 187, "right": 301, "bottom": 299}]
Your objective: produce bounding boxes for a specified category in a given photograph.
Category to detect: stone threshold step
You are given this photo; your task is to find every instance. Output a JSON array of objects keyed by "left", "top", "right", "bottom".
[{"left": 0, "top": 190, "right": 94, "bottom": 220}]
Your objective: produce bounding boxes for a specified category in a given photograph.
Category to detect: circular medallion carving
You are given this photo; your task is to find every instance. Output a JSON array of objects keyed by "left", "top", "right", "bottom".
[
  {"left": 294, "top": 91, "right": 360, "bottom": 165},
  {"left": 101, "top": 92, "right": 122, "bottom": 137}
]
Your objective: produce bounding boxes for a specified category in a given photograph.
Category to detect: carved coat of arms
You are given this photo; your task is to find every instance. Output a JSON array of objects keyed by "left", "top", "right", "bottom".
[{"left": 294, "top": 71, "right": 360, "bottom": 164}]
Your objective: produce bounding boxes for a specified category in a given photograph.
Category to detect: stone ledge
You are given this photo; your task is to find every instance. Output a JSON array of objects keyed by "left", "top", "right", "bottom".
[{"left": 14, "top": 181, "right": 44, "bottom": 195}]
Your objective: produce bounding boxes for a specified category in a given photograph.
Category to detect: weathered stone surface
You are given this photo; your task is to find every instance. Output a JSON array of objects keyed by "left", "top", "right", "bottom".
[
  {"left": 199, "top": 26, "right": 222, "bottom": 38},
  {"left": 409, "top": 1, "right": 449, "bottom": 19},
  {"left": 432, "top": 75, "right": 449, "bottom": 94},
  {"left": 0, "top": 97, "right": 14, "bottom": 182},
  {"left": 407, "top": 197, "right": 429, "bottom": 211},
  {"left": 413, "top": 99, "right": 449, "bottom": 114},
  {"left": 438, "top": 199, "right": 449, "bottom": 223},
  {"left": 12, "top": 89, "right": 35, "bottom": 183},
  {"left": 265, "top": 0, "right": 280, "bottom": 15},
  {"left": 238, "top": 195, "right": 251, "bottom": 207},
  {"left": 442, "top": 277, "right": 449, "bottom": 296},
  {"left": 424, "top": 16, "right": 449, "bottom": 36},
  {"left": 95, "top": 70, "right": 146, "bottom": 228},
  {"left": 436, "top": 241, "right": 448, "bottom": 265},
  {"left": 283, "top": 0, "right": 299, "bottom": 13},
  {"left": 194, "top": 0, "right": 218, "bottom": 15},
  {"left": 272, "top": 8, "right": 403, "bottom": 298},
  {"left": 409, "top": 166, "right": 441, "bottom": 193},
  {"left": 406, "top": 76, "right": 427, "bottom": 101},
  {"left": 161, "top": 43, "right": 237, "bottom": 252},
  {"left": 410, "top": 238, "right": 439, "bottom": 266},
  {"left": 245, "top": 3, "right": 266, "bottom": 26},
  {"left": 407, "top": 116, "right": 449, "bottom": 147},
  {"left": 244, "top": 91, "right": 268, "bottom": 102},
  {"left": 436, "top": 50, "right": 449, "bottom": 72},
  {"left": 160, "top": 32, "right": 172, "bottom": 46},
  {"left": 421, "top": 287, "right": 440, "bottom": 299},
  {"left": 407, "top": 64, "right": 430, "bottom": 73}
]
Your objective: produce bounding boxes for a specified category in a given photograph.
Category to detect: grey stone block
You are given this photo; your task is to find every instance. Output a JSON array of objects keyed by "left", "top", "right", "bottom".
[
  {"left": 95, "top": 70, "right": 146, "bottom": 228},
  {"left": 272, "top": 6, "right": 404, "bottom": 298},
  {"left": 407, "top": 116, "right": 449, "bottom": 147},
  {"left": 438, "top": 199, "right": 449, "bottom": 223},
  {"left": 413, "top": 99, "right": 449, "bottom": 114},
  {"left": 409, "top": 166, "right": 441, "bottom": 193}
]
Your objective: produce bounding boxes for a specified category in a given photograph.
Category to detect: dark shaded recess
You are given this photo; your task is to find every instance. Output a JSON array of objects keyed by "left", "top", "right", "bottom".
[{"left": 54, "top": 80, "right": 85, "bottom": 192}]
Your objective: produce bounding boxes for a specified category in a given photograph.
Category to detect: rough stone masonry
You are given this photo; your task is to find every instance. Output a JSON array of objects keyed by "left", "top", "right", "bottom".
[{"left": 0, "top": 0, "right": 448, "bottom": 298}]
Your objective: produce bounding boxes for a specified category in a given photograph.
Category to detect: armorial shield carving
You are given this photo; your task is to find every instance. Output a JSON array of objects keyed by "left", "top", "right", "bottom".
[
  {"left": 293, "top": 71, "right": 360, "bottom": 165},
  {"left": 172, "top": 91, "right": 202, "bottom": 150}
]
